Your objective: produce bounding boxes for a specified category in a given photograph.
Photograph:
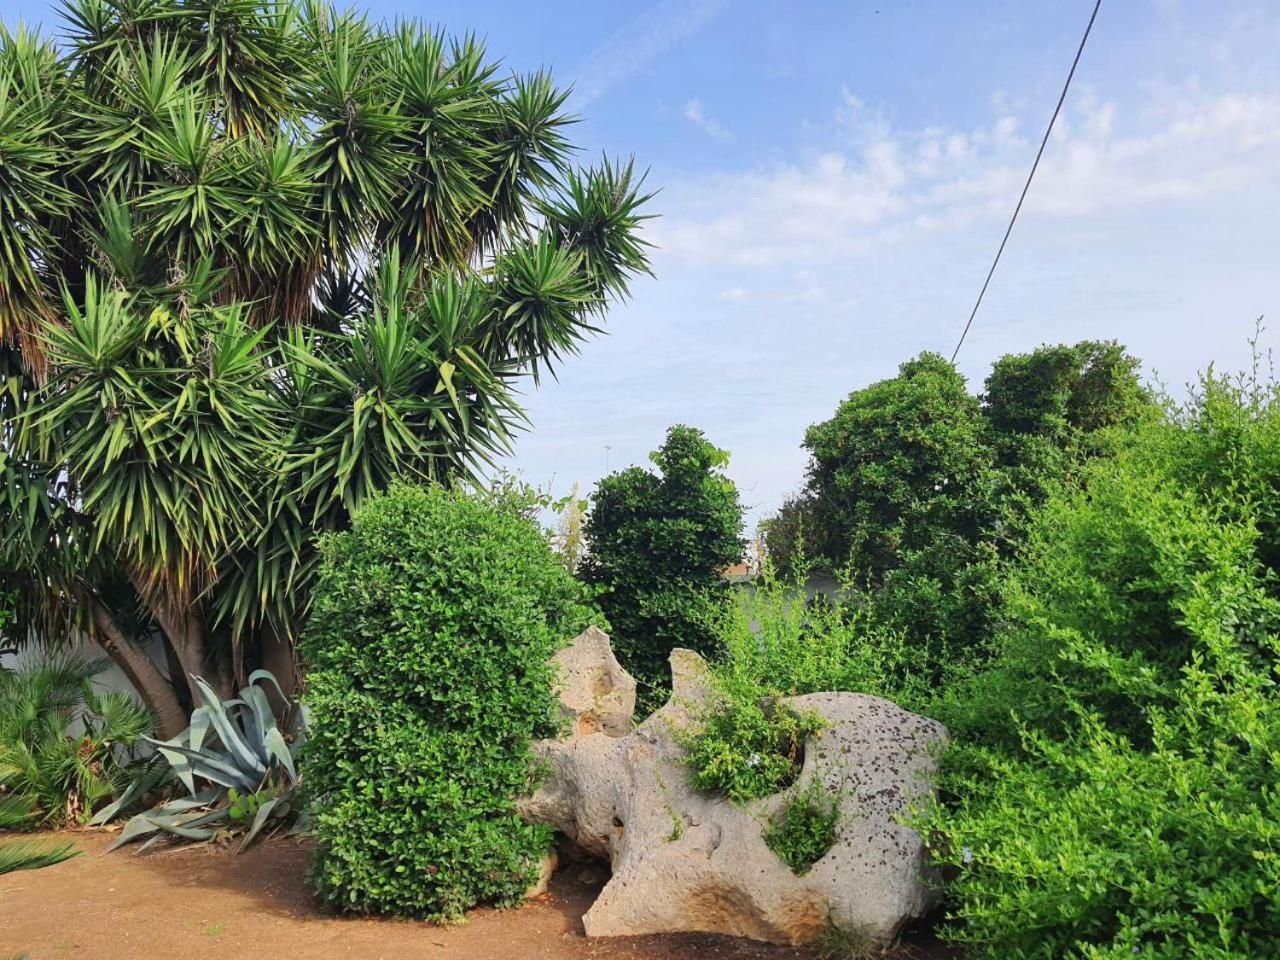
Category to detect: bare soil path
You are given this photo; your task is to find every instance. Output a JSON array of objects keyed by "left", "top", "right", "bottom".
[{"left": 2, "top": 832, "right": 953, "bottom": 960}]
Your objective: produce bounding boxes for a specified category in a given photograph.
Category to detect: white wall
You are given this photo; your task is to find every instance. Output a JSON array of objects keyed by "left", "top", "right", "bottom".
[{"left": 0, "top": 632, "right": 173, "bottom": 703}]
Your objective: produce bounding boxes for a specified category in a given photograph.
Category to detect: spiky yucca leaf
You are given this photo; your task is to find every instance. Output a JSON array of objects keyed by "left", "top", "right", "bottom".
[
  {"left": 540, "top": 157, "right": 656, "bottom": 307},
  {"left": 0, "top": 31, "right": 73, "bottom": 361}
]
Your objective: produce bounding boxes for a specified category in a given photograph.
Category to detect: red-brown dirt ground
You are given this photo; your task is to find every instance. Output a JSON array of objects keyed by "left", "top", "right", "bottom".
[{"left": 2, "top": 831, "right": 955, "bottom": 960}]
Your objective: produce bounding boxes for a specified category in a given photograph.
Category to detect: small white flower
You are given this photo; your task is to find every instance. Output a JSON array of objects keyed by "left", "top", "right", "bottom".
[
  {"left": 747, "top": 753, "right": 761, "bottom": 767},
  {"left": 961, "top": 846, "right": 973, "bottom": 865}
]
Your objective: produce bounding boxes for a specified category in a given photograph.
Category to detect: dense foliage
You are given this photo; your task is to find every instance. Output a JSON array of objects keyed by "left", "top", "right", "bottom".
[
  {"left": 983, "top": 339, "right": 1148, "bottom": 445},
  {"left": 0, "top": 656, "right": 149, "bottom": 826},
  {"left": 301, "top": 483, "right": 597, "bottom": 919},
  {"left": 0, "top": 0, "right": 651, "bottom": 735},
  {"left": 683, "top": 568, "right": 922, "bottom": 804},
  {"left": 581, "top": 425, "right": 743, "bottom": 691},
  {"left": 713, "top": 568, "right": 926, "bottom": 704},
  {"left": 756, "top": 491, "right": 821, "bottom": 578},
  {"left": 720, "top": 345, "right": 1274, "bottom": 957},
  {"left": 921, "top": 372, "right": 1280, "bottom": 959},
  {"left": 763, "top": 777, "right": 841, "bottom": 876},
  {"left": 764, "top": 341, "right": 1146, "bottom": 676}
]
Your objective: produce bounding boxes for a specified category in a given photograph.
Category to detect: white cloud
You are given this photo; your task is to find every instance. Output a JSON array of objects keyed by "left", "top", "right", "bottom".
[
  {"left": 719, "top": 286, "right": 747, "bottom": 301},
  {"left": 684, "top": 97, "right": 732, "bottom": 140},
  {"left": 651, "top": 85, "right": 1280, "bottom": 269},
  {"left": 567, "top": 0, "right": 726, "bottom": 109}
]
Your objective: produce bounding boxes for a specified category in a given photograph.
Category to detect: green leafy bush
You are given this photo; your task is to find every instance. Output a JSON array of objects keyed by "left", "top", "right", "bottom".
[
  {"left": 581, "top": 425, "right": 743, "bottom": 692},
  {"left": 683, "top": 695, "right": 823, "bottom": 803},
  {"left": 684, "top": 568, "right": 927, "bottom": 805},
  {"left": 714, "top": 569, "right": 928, "bottom": 705},
  {"left": 764, "top": 777, "right": 842, "bottom": 875},
  {"left": 921, "top": 371, "right": 1280, "bottom": 959},
  {"left": 301, "top": 483, "right": 597, "bottom": 919},
  {"left": 0, "top": 589, "right": 15, "bottom": 641}
]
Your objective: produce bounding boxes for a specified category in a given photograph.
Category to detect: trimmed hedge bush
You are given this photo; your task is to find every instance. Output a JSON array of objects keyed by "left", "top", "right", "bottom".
[
  {"left": 301, "top": 483, "right": 597, "bottom": 919},
  {"left": 581, "top": 425, "right": 743, "bottom": 693}
]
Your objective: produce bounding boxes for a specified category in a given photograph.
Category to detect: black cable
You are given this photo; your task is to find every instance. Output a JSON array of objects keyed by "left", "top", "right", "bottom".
[{"left": 950, "top": 0, "right": 1103, "bottom": 363}]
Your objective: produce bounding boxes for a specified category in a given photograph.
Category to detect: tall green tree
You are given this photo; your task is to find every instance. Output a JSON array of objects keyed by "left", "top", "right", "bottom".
[
  {"left": 770, "top": 344, "right": 1148, "bottom": 676},
  {"left": 777, "top": 342, "right": 1148, "bottom": 579},
  {"left": 801, "top": 352, "right": 994, "bottom": 581},
  {"left": 0, "top": 1, "right": 651, "bottom": 735},
  {"left": 581, "top": 425, "right": 743, "bottom": 690}
]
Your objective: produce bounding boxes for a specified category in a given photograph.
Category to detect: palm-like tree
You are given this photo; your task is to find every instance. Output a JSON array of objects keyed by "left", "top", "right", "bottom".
[{"left": 0, "top": 1, "right": 652, "bottom": 734}]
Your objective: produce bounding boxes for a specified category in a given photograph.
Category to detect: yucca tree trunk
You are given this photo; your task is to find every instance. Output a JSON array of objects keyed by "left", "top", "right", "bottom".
[
  {"left": 258, "top": 622, "right": 301, "bottom": 723},
  {"left": 151, "top": 603, "right": 234, "bottom": 704},
  {"left": 122, "top": 566, "right": 234, "bottom": 705},
  {"left": 77, "top": 587, "right": 188, "bottom": 738}
]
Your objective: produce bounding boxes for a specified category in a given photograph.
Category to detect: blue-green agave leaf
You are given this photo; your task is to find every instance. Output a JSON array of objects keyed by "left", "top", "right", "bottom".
[
  {"left": 192, "top": 676, "right": 265, "bottom": 777},
  {"left": 263, "top": 727, "right": 297, "bottom": 782},
  {"left": 239, "top": 796, "right": 282, "bottom": 851},
  {"left": 108, "top": 815, "right": 161, "bottom": 851}
]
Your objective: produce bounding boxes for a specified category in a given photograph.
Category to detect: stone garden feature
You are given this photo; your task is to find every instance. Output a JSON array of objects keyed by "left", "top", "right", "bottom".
[{"left": 521, "top": 628, "right": 948, "bottom": 946}]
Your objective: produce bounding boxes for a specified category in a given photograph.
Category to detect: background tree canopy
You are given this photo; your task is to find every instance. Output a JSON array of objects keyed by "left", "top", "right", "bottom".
[
  {"left": 580, "top": 425, "right": 743, "bottom": 692},
  {"left": 762, "top": 340, "right": 1148, "bottom": 674},
  {"left": 800, "top": 351, "right": 994, "bottom": 582},
  {"left": 0, "top": 0, "right": 652, "bottom": 734}
]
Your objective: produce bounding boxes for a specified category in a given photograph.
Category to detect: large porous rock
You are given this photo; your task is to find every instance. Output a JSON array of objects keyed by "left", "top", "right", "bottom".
[{"left": 521, "top": 631, "right": 947, "bottom": 946}]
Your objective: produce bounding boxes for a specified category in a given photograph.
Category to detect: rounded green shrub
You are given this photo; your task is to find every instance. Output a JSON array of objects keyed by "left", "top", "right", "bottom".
[
  {"left": 683, "top": 696, "right": 823, "bottom": 803},
  {"left": 300, "top": 482, "right": 597, "bottom": 919}
]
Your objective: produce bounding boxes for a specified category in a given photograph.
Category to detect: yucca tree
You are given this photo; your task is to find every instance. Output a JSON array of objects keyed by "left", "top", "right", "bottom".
[{"left": 0, "top": 0, "right": 652, "bottom": 735}]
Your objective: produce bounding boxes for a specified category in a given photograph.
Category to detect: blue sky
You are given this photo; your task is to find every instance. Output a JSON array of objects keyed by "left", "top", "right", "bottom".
[{"left": 6, "top": 0, "right": 1280, "bottom": 525}]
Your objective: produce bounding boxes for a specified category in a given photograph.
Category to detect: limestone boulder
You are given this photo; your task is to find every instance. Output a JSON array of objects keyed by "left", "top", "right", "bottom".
[
  {"left": 551, "top": 624, "right": 636, "bottom": 738},
  {"left": 522, "top": 630, "right": 948, "bottom": 946}
]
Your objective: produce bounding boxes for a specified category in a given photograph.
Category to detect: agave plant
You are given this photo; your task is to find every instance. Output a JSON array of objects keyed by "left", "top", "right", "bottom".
[{"left": 95, "top": 670, "right": 301, "bottom": 852}]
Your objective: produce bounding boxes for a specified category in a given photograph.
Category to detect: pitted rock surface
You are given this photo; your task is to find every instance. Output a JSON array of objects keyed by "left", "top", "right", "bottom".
[
  {"left": 550, "top": 624, "right": 637, "bottom": 737},
  {"left": 520, "top": 629, "right": 947, "bottom": 945}
]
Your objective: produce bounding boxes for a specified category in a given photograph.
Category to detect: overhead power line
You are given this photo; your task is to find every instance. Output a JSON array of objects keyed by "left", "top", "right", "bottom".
[{"left": 950, "top": 0, "right": 1103, "bottom": 363}]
